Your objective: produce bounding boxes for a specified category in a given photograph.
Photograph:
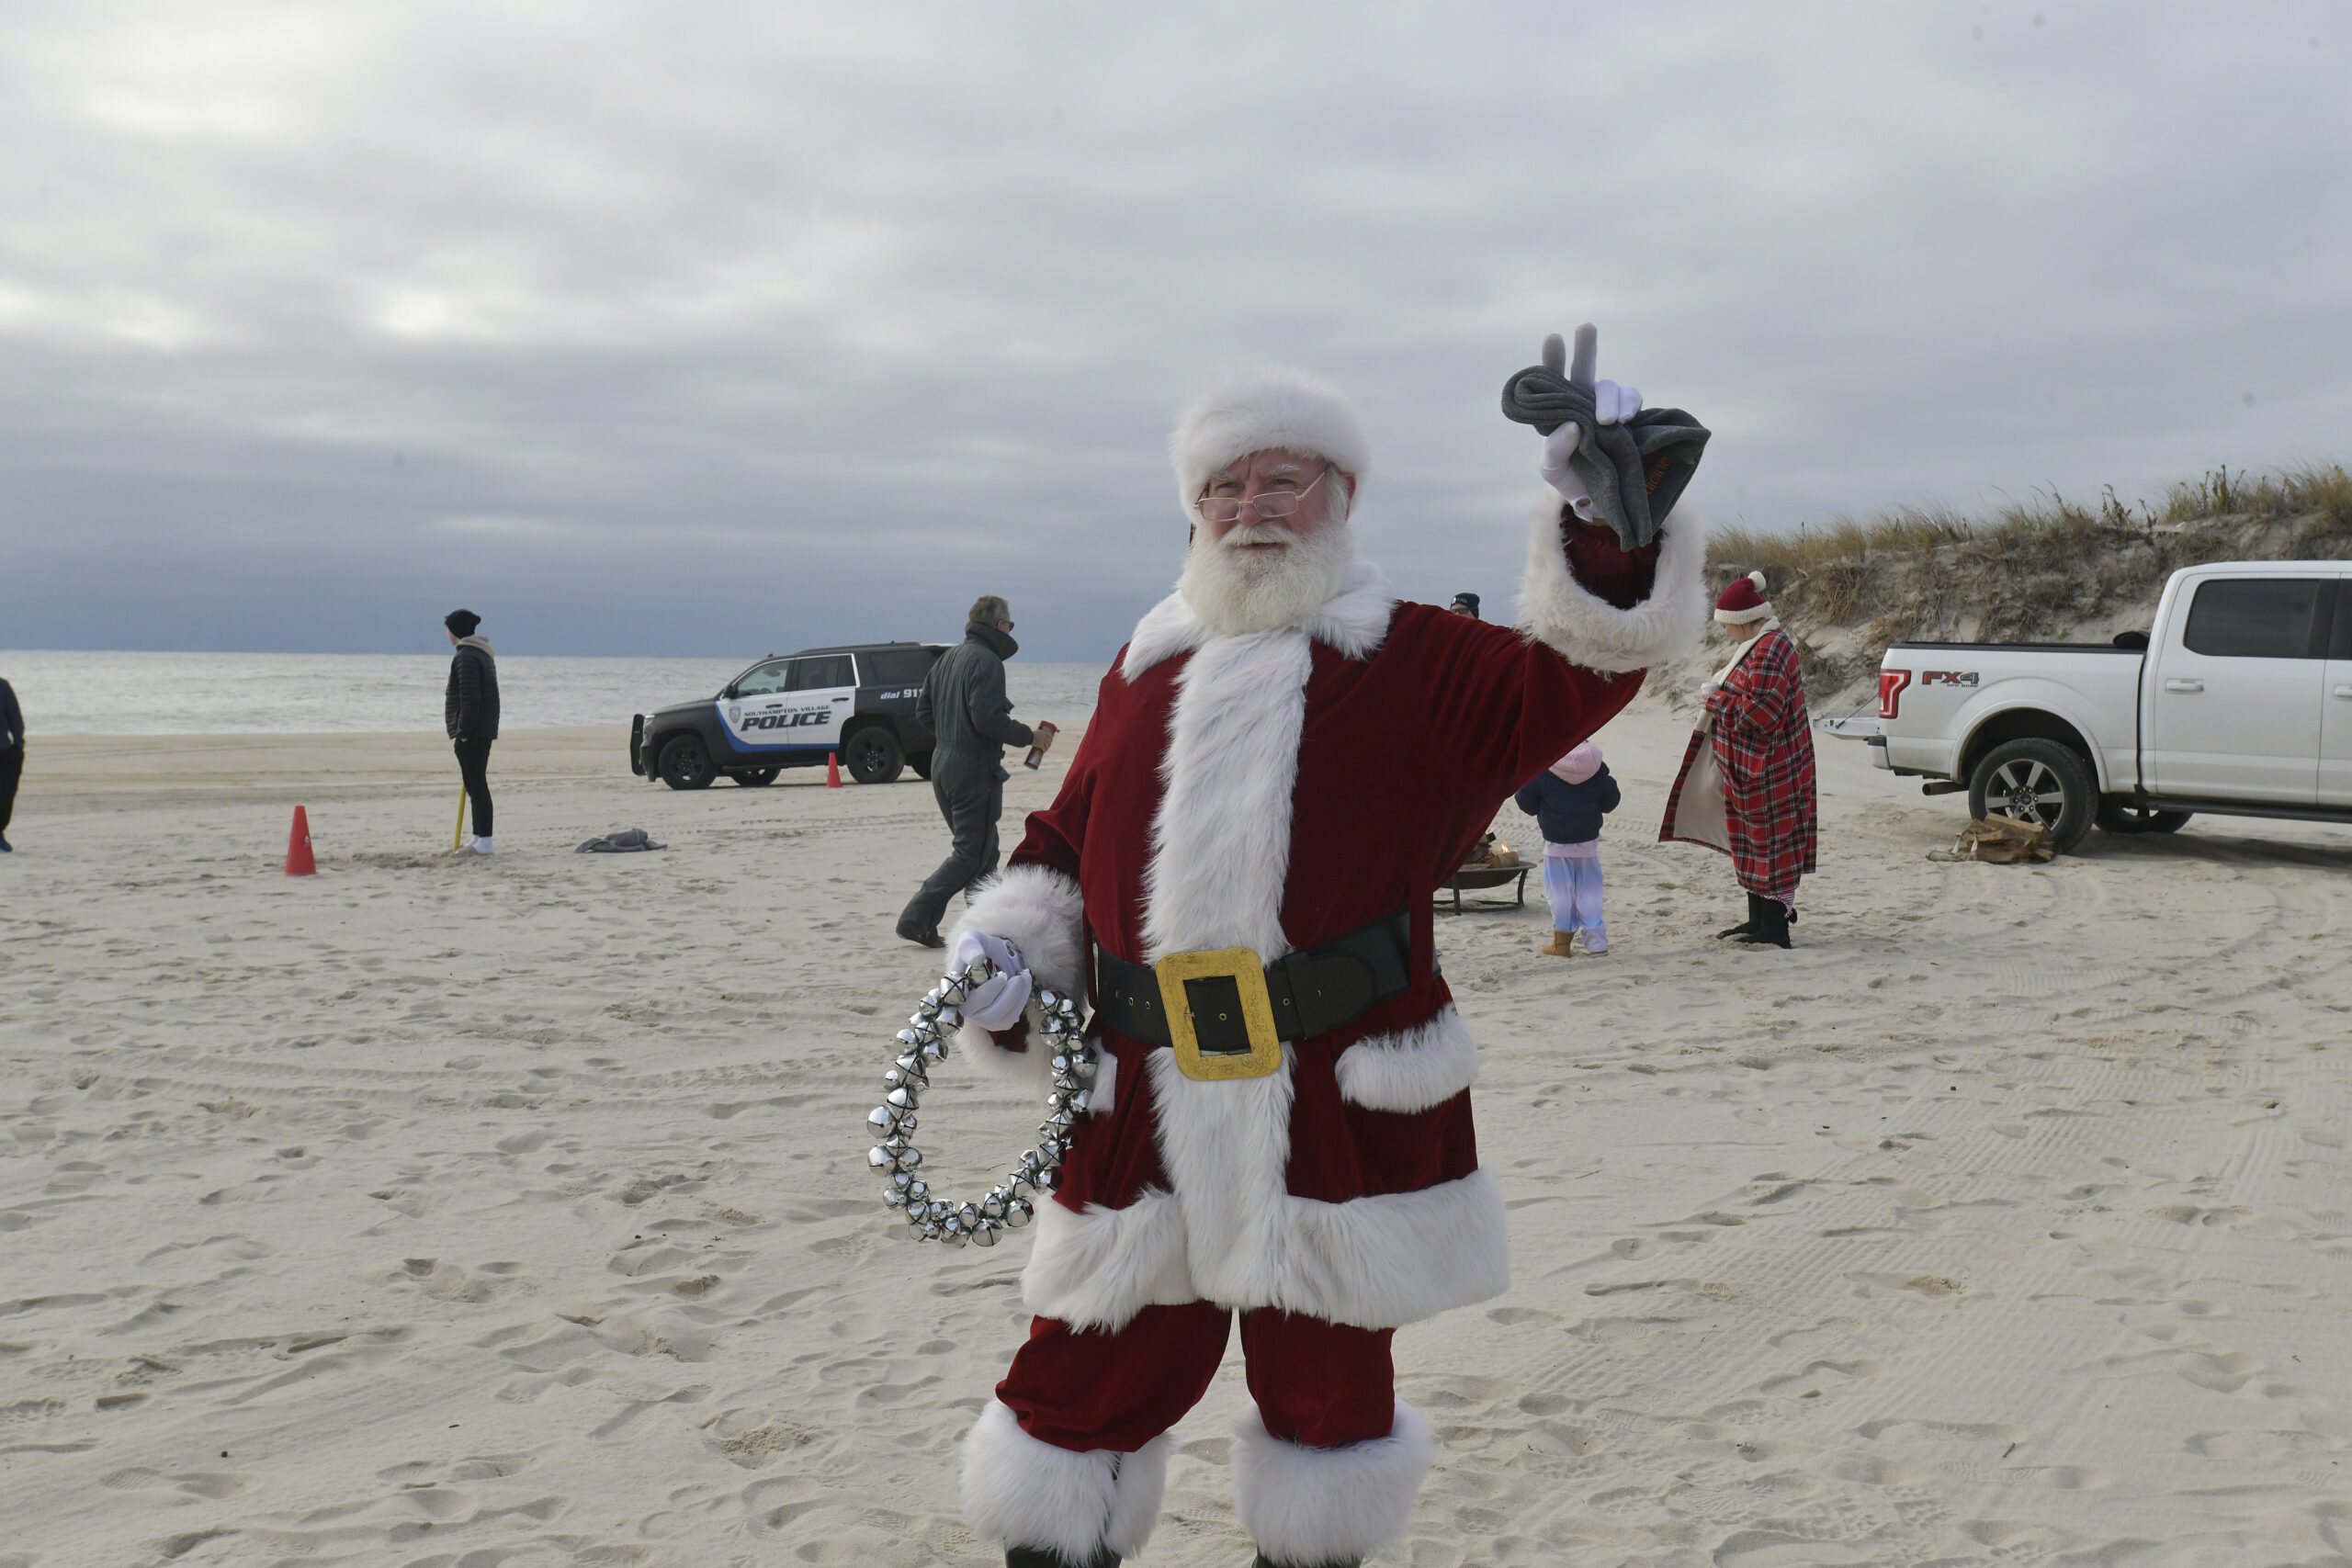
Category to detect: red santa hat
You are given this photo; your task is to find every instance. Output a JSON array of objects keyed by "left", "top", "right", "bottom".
[
  {"left": 1714, "top": 570, "right": 1773, "bottom": 625},
  {"left": 1170, "top": 368, "right": 1369, "bottom": 516}
]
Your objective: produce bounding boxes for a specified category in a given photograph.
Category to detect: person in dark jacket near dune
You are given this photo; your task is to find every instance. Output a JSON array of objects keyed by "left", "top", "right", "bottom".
[
  {"left": 444, "top": 609, "right": 501, "bottom": 855},
  {"left": 1515, "top": 739, "right": 1621, "bottom": 955},
  {"left": 896, "top": 595, "right": 1040, "bottom": 947}
]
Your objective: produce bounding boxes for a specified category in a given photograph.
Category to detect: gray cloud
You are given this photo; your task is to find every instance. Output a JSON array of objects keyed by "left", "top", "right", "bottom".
[{"left": 3, "top": 1, "right": 2346, "bottom": 657}]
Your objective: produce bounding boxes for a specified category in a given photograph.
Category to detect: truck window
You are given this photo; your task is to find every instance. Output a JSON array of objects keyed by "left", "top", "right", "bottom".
[
  {"left": 862, "top": 647, "right": 939, "bottom": 685},
  {"left": 786, "top": 654, "right": 855, "bottom": 692},
  {"left": 2333, "top": 581, "right": 2352, "bottom": 660},
  {"left": 734, "top": 660, "right": 792, "bottom": 696},
  {"left": 2182, "top": 579, "right": 2324, "bottom": 659}
]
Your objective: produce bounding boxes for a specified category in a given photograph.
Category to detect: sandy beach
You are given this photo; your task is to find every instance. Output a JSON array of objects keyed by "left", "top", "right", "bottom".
[{"left": 6, "top": 705, "right": 2351, "bottom": 1567}]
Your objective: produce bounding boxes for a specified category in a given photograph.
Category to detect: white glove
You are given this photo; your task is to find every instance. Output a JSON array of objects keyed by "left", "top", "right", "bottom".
[
  {"left": 1540, "top": 423, "right": 1598, "bottom": 521},
  {"left": 950, "top": 930, "right": 1034, "bottom": 1030},
  {"left": 1535, "top": 325, "right": 1640, "bottom": 510}
]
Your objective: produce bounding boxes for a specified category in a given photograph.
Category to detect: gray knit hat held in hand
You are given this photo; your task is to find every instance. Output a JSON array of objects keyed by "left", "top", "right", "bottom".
[{"left": 1499, "top": 324, "right": 1710, "bottom": 550}]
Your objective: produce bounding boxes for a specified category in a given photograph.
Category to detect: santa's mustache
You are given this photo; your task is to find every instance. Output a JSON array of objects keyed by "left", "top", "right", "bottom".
[{"left": 1209, "top": 521, "right": 1300, "bottom": 550}]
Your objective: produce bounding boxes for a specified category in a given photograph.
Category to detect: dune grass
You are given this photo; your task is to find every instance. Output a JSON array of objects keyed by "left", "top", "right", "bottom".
[{"left": 1699, "top": 462, "right": 2352, "bottom": 700}]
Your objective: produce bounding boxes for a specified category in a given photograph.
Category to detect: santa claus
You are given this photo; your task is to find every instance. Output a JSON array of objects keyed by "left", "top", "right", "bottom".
[{"left": 944, "top": 341, "right": 1708, "bottom": 1567}]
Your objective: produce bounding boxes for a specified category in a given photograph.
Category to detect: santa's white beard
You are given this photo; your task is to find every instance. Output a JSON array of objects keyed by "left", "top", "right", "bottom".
[{"left": 1177, "top": 517, "right": 1359, "bottom": 638}]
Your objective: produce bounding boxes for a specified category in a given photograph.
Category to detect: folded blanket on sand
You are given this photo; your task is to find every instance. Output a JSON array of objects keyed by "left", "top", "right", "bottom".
[{"left": 576, "top": 828, "right": 667, "bottom": 853}]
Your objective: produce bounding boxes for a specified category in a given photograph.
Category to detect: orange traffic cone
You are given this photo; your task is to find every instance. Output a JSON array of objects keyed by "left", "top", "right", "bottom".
[
  {"left": 826, "top": 751, "right": 842, "bottom": 788},
  {"left": 285, "top": 806, "right": 316, "bottom": 876}
]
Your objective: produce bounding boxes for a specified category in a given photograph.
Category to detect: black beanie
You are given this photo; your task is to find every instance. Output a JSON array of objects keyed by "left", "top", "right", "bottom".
[
  {"left": 1450, "top": 592, "right": 1481, "bottom": 618},
  {"left": 446, "top": 609, "right": 481, "bottom": 637}
]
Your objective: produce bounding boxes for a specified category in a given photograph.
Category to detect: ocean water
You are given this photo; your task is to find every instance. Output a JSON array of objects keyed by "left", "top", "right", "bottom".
[{"left": 0, "top": 650, "right": 1108, "bottom": 736}]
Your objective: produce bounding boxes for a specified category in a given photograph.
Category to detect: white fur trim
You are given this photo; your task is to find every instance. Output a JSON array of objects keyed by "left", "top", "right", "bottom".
[
  {"left": 955, "top": 864, "right": 1087, "bottom": 993},
  {"left": 1088, "top": 1049, "right": 1116, "bottom": 1116},
  {"left": 1230, "top": 1400, "right": 1433, "bottom": 1563},
  {"left": 1170, "top": 367, "right": 1370, "bottom": 515},
  {"left": 1123, "top": 557, "right": 1396, "bottom": 680},
  {"left": 1515, "top": 497, "right": 1710, "bottom": 673},
  {"left": 949, "top": 1017, "right": 1049, "bottom": 1093},
  {"left": 1023, "top": 1187, "right": 1197, "bottom": 1331},
  {"left": 960, "top": 1400, "right": 1175, "bottom": 1559},
  {"left": 1021, "top": 1156, "right": 1511, "bottom": 1333},
  {"left": 1332, "top": 1005, "right": 1479, "bottom": 1113},
  {"left": 1139, "top": 630, "right": 1313, "bottom": 964}
]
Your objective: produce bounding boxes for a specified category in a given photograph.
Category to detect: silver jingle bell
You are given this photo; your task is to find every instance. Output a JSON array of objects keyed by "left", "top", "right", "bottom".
[
  {"left": 867, "top": 1145, "right": 894, "bottom": 1168},
  {"left": 867, "top": 1106, "right": 897, "bottom": 1131},
  {"left": 897, "top": 1146, "right": 922, "bottom": 1169},
  {"left": 969, "top": 1222, "right": 999, "bottom": 1247},
  {"left": 883, "top": 1188, "right": 907, "bottom": 1208},
  {"left": 1005, "top": 1197, "right": 1034, "bottom": 1226},
  {"left": 895, "top": 1028, "right": 920, "bottom": 1047}
]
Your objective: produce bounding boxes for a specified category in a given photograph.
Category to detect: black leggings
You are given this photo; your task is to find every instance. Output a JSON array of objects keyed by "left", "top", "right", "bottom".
[
  {"left": 454, "top": 737, "right": 493, "bottom": 838},
  {"left": 0, "top": 748, "right": 20, "bottom": 835}
]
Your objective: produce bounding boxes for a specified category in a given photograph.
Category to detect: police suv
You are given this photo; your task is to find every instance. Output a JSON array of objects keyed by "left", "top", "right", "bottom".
[{"left": 631, "top": 642, "right": 945, "bottom": 789}]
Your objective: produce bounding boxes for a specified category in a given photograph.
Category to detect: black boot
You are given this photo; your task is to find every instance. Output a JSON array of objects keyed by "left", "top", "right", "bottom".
[
  {"left": 1716, "top": 890, "right": 1762, "bottom": 940},
  {"left": 1251, "top": 1557, "right": 1362, "bottom": 1568},
  {"left": 1737, "top": 897, "right": 1792, "bottom": 948},
  {"left": 1007, "top": 1549, "right": 1118, "bottom": 1568}
]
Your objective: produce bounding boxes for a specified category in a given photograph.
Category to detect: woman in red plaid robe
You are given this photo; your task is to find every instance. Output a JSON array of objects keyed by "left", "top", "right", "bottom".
[{"left": 1661, "top": 570, "right": 1816, "bottom": 946}]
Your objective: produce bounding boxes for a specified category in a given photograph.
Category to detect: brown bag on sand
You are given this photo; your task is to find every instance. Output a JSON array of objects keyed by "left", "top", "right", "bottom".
[{"left": 1928, "top": 815, "right": 2056, "bottom": 864}]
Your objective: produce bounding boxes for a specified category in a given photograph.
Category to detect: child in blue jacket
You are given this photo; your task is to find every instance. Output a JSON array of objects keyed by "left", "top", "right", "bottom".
[{"left": 1514, "top": 740, "right": 1621, "bottom": 955}]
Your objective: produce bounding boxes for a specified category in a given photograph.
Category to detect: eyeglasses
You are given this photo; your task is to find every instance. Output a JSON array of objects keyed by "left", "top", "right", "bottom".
[{"left": 1194, "top": 466, "right": 1330, "bottom": 525}]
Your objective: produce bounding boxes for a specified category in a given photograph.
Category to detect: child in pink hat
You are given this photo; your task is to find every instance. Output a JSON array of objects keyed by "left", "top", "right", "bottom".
[{"left": 1514, "top": 739, "right": 1621, "bottom": 955}]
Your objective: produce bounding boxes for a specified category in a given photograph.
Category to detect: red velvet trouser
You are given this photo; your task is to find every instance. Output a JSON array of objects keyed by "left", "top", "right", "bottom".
[{"left": 996, "top": 1303, "right": 1395, "bottom": 1452}]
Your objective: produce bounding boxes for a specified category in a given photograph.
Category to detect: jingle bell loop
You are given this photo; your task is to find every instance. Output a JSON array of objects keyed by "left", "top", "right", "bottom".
[{"left": 863, "top": 958, "right": 1097, "bottom": 1247}]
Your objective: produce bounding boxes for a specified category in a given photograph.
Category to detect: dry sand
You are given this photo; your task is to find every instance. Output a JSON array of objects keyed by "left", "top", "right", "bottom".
[{"left": 5, "top": 708, "right": 2352, "bottom": 1567}]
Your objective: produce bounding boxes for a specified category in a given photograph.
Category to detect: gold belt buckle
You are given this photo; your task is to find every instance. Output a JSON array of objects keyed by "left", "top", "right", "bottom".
[{"left": 1155, "top": 947, "right": 1283, "bottom": 1081}]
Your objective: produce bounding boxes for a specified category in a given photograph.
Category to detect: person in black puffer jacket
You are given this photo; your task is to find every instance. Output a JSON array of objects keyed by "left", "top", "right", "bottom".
[
  {"left": 444, "top": 608, "right": 501, "bottom": 854},
  {"left": 1515, "top": 739, "right": 1620, "bottom": 956},
  {"left": 896, "top": 594, "right": 1040, "bottom": 946}
]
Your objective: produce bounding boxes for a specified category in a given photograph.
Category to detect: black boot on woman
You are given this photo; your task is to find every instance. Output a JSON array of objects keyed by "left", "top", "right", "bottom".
[
  {"left": 1716, "top": 890, "right": 1763, "bottom": 940},
  {"left": 1737, "top": 897, "right": 1792, "bottom": 949}
]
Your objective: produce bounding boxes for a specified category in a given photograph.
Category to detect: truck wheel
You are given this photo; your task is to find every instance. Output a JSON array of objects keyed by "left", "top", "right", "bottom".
[
  {"left": 2096, "top": 800, "right": 2192, "bottom": 835},
  {"left": 1968, "top": 739, "right": 2094, "bottom": 853},
  {"left": 658, "top": 733, "right": 717, "bottom": 791},
  {"left": 908, "top": 749, "right": 933, "bottom": 781},
  {"left": 844, "top": 726, "right": 905, "bottom": 784},
  {"left": 732, "top": 767, "right": 779, "bottom": 787}
]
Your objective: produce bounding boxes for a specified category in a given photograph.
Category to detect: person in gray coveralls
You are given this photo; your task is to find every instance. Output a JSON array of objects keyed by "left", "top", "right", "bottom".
[{"left": 897, "top": 595, "right": 1041, "bottom": 948}]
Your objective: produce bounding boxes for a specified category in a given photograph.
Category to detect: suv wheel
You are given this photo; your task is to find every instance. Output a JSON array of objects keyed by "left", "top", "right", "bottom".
[
  {"left": 658, "top": 733, "right": 718, "bottom": 791},
  {"left": 732, "top": 767, "right": 779, "bottom": 787},
  {"left": 1968, "top": 739, "right": 2094, "bottom": 853},
  {"left": 844, "top": 725, "right": 905, "bottom": 784},
  {"left": 2096, "top": 799, "right": 2191, "bottom": 835}
]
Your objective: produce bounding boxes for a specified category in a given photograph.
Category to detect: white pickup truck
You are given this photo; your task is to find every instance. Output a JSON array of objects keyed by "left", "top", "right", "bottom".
[{"left": 1826, "top": 560, "right": 2352, "bottom": 852}]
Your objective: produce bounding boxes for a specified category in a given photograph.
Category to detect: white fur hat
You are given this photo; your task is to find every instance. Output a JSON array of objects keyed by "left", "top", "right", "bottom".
[{"left": 1169, "top": 368, "right": 1370, "bottom": 514}]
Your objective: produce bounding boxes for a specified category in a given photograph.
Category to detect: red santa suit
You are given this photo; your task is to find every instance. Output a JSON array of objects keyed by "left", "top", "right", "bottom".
[{"left": 952, "top": 371, "right": 1708, "bottom": 1568}]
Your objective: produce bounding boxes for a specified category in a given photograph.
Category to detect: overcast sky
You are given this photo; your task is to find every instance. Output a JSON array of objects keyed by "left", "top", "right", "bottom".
[{"left": 3, "top": 2, "right": 2346, "bottom": 660}]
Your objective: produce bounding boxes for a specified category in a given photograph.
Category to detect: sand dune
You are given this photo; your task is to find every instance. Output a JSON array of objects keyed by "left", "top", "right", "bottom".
[{"left": 5, "top": 707, "right": 2351, "bottom": 1565}]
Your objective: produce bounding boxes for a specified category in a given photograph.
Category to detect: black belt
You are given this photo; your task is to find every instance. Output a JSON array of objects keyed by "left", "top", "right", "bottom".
[{"left": 1093, "top": 909, "right": 1413, "bottom": 1054}]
